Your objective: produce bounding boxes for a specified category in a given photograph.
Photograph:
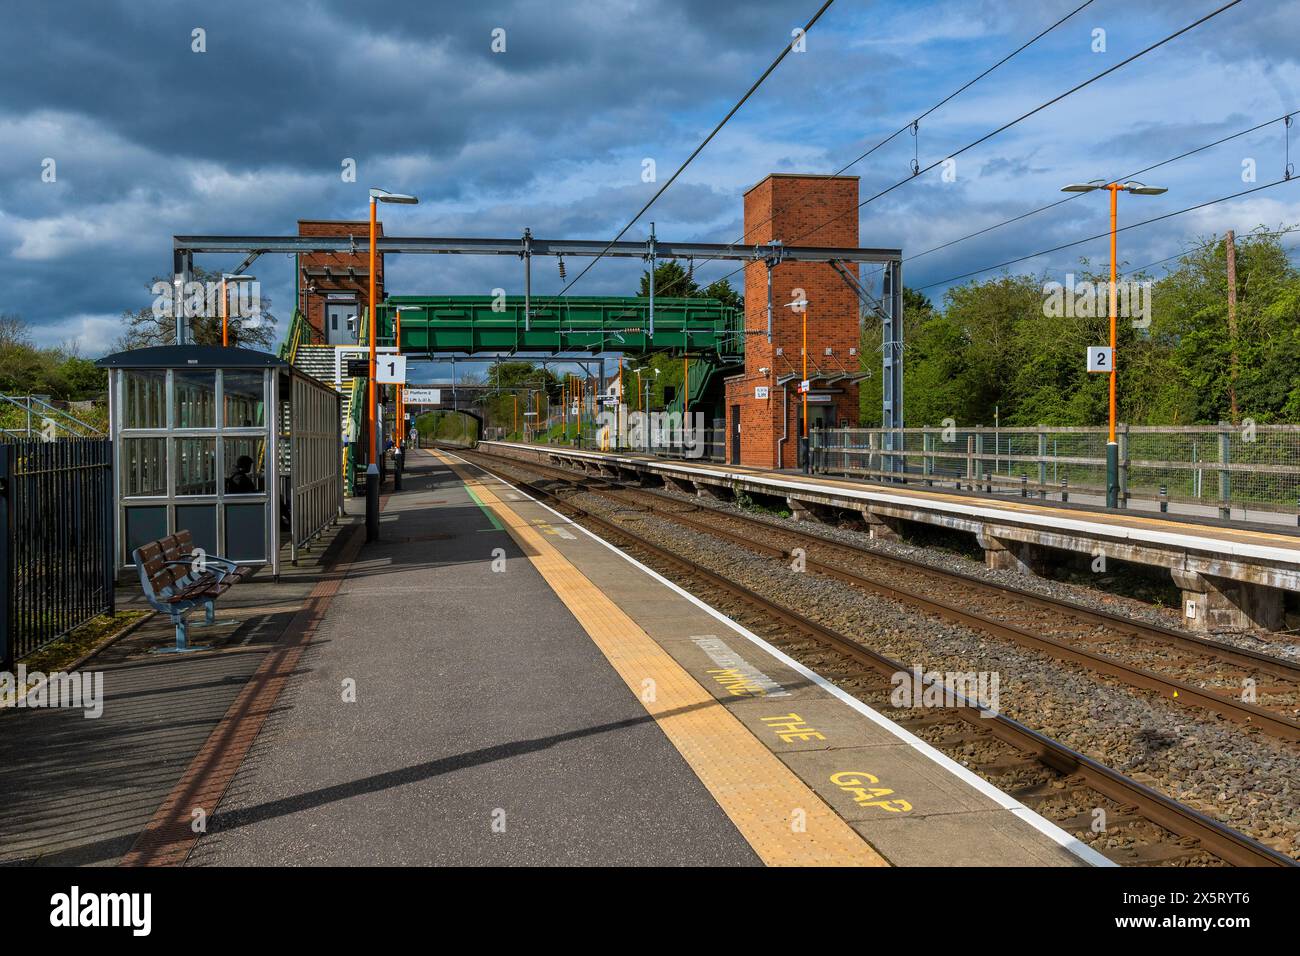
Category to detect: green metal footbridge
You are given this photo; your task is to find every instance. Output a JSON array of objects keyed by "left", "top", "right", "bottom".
[{"left": 376, "top": 295, "right": 744, "bottom": 416}]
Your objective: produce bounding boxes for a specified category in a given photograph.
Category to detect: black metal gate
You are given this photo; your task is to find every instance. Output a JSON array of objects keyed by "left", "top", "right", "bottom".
[
  {"left": 730, "top": 405, "right": 741, "bottom": 464},
  {"left": 0, "top": 440, "right": 115, "bottom": 670}
]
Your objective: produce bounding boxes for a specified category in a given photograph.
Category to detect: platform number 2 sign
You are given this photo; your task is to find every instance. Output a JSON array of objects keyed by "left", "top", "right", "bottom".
[
  {"left": 375, "top": 355, "right": 407, "bottom": 384},
  {"left": 1086, "top": 346, "right": 1113, "bottom": 373}
]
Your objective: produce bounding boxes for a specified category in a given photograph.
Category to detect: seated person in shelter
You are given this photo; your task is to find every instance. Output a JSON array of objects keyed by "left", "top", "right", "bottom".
[{"left": 226, "top": 455, "right": 258, "bottom": 494}]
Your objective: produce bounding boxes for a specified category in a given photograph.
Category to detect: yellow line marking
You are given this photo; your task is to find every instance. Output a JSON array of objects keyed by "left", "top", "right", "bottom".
[{"left": 432, "top": 450, "right": 886, "bottom": 867}]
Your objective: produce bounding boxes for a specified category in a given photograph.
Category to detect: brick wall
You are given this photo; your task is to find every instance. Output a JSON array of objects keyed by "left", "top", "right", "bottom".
[
  {"left": 297, "top": 219, "right": 384, "bottom": 340},
  {"left": 724, "top": 174, "right": 861, "bottom": 468}
]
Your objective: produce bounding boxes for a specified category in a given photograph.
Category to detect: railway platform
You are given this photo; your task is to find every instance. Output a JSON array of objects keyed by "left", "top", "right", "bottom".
[
  {"left": 190, "top": 446, "right": 1099, "bottom": 866},
  {"left": 1, "top": 447, "right": 1103, "bottom": 868},
  {"left": 410, "top": 448, "right": 1099, "bottom": 866},
  {"left": 482, "top": 441, "right": 1300, "bottom": 635}
]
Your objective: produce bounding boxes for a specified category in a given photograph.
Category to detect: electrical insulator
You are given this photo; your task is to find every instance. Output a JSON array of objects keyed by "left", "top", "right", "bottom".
[{"left": 558, "top": 256, "right": 567, "bottom": 280}]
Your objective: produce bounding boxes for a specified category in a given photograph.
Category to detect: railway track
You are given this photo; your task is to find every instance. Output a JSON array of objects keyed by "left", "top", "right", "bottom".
[
  {"left": 468, "top": 447, "right": 1300, "bottom": 742},
  {"left": 451, "top": 445, "right": 1297, "bottom": 867}
]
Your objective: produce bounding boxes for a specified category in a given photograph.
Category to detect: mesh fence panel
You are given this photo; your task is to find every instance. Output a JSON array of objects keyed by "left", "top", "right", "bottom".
[{"left": 813, "top": 425, "right": 1300, "bottom": 514}]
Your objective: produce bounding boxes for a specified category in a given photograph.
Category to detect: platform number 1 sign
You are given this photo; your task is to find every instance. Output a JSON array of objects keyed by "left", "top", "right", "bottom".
[
  {"left": 375, "top": 354, "right": 407, "bottom": 384},
  {"left": 1086, "top": 346, "right": 1113, "bottom": 373}
]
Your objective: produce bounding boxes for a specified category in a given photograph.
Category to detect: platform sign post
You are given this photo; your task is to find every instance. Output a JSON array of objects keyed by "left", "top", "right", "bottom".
[{"left": 1086, "top": 345, "right": 1117, "bottom": 507}]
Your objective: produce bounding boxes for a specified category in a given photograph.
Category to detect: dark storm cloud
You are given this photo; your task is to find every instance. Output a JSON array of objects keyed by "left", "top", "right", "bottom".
[
  {"left": 0, "top": 0, "right": 809, "bottom": 345},
  {"left": 2, "top": 0, "right": 1296, "bottom": 351},
  {"left": 0, "top": 0, "right": 798, "bottom": 177}
]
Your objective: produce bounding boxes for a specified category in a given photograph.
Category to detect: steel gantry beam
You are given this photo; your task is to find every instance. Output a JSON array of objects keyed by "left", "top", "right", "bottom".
[
  {"left": 173, "top": 230, "right": 905, "bottom": 432},
  {"left": 881, "top": 259, "right": 905, "bottom": 476},
  {"left": 174, "top": 233, "right": 901, "bottom": 264},
  {"left": 830, "top": 259, "right": 905, "bottom": 476}
]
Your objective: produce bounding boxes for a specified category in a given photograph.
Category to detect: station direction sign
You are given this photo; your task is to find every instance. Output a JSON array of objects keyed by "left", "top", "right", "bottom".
[{"left": 403, "top": 388, "right": 442, "bottom": 405}]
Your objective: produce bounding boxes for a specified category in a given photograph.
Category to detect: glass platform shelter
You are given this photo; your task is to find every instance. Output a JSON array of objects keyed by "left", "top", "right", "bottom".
[{"left": 98, "top": 345, "right": 342, "bottom": 578}]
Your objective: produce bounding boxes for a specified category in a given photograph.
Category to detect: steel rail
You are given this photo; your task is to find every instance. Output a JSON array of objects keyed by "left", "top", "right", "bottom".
[
  {"left": 472, "top": 448, "right": 1300, "bottom": 732},
  {"left": 611, "top": 488, "right": 1300, "bottom": 741}
]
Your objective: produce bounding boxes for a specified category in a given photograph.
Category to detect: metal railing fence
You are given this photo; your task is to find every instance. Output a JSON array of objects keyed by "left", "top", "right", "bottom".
[
  {"left": 0, "top": 439, "right": 115, "bottom": 670},
  {"left": 0, "top": 394, "right": 105, "bottom": 440},
  {"left": 811, "top": 424, "right": 1300, "bottom": 517},
  {"left": 289, "top": 376, "right": 343, "bottom": 562}
]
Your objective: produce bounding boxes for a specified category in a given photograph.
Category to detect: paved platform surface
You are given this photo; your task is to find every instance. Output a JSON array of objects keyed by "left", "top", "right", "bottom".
[
  {"left": 1, "top": 447, "right": 1102, "bottom": 867},
  {"left": 190, "top": 450, "right": 764, "bottom": 866},
  {"left": 426, "top": 448, "right": 1097, "bottom": 867},
  {"left": 0, "top": 519, "right": 355, "bottom": 866}
]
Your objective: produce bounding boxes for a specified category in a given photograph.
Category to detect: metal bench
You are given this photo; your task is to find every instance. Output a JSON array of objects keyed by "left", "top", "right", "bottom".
[{"left": 132, "top": 530, "right": 259, "bottom": 653}]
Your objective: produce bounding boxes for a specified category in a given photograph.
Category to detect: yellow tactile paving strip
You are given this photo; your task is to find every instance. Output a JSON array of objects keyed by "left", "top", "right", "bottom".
[
  {"left": 432, "top": 450, "right": 887, "bottom": 867},
  {"left": 507, "top": 443, "right": 1300, "bottom": 550}
]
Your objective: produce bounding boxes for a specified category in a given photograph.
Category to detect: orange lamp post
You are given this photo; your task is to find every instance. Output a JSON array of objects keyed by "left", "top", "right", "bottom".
[
  {"left": 802, "top": 310, "right": 808, "bottom": 438},
  {"left": 393, "top": 306, "right": 422, "bottom": 451},
  {"left": 781, "top": 295, "right": 811, "bottom": 466},
  {"left": 220, "top": 273, "right": 255, "bottom": 347},
  {"left": 366, "top": 187, "right": 418, "bottom": 468},
  {"left": 365, "top": 188, "right": 417, "bottom": 541},
  {"left": 395, "top": 307, "right": 403, "bottom": 449},
  {"left": 1061, "top": 180, "right": 1166, "bottom": 507}
]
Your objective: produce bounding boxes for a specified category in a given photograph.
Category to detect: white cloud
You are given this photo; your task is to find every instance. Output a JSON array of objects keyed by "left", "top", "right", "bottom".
[{"left": 28, "top": 312, "right": 124, "bottom": 354}]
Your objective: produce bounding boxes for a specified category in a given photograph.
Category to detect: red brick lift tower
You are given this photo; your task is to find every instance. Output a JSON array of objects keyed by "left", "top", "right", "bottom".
[
  {"left": 297, "top": 219, "right": 384, "bottom": 344},
  {"left": 724, "top": 174, "right": 870, "bottom": 469}
]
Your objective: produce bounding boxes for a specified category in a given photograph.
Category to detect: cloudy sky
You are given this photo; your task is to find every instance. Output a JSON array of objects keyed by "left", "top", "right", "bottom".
[{"left": 2, "top": 0, "right": 1298, "bottom": 359}]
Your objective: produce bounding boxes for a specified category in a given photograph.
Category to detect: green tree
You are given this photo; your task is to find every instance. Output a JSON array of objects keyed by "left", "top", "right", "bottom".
[
  {"left": 637, "top": 261, "right": 744, "bottom": 312},
  {"left": 855, "top": 228, "right": 1300, "bottom": 430},
  {"left": 117, "top": 266, "right": 278, "bottom": 351},
  {"left": 480, "top": 361, "right": 559, "bottom": 435},
  {"left": 1144, "top": 230, "right": 1300, "bottom": 424},
  {"left": 638, "top": 260, "right": 698, "bottom": 298},
  {"left": 0, "top": 315, "right": 107, "bottom": 400}
]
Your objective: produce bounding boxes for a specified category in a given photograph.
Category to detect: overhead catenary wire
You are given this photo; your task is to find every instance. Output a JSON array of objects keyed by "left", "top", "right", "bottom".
[
  {"left": 914, "top": 177, "right": 1300, "bottom": 291},
  {"left": 794, "top": 0, "right": 1247, "bottom": 243},
  {"left": 635, "top": 0, "right": 1099, "bottom": 301},
  {"left": 557, "top": 0, "right": 836, "bottom": 297},
  {"left": 906, "top": 110, "right": 1298, "bottom": 265},
  {"left": 1119, "top": 225, "right": 1300, "bottom": 277},
  {"left": 630, "top": 0, "right": 1248, "bottom": 309}
]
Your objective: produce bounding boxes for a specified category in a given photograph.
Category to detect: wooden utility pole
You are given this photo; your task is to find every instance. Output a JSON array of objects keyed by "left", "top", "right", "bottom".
[{"left": 1225, "top": 229, "right": 1240, "bottom": 425}]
